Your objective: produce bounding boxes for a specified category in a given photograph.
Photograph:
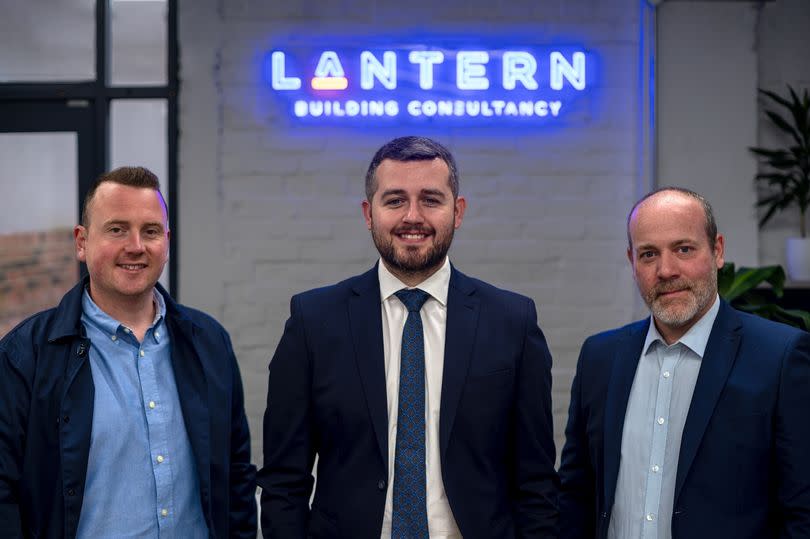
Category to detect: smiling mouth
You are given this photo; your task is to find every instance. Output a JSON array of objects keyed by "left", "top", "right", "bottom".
[{"left": 118, "top": 263, "right": 147, "bottom": 271}]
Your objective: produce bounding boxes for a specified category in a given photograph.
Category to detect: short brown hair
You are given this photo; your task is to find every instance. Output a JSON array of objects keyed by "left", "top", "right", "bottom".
[
  {"left": 364, "top": 136, "right": 459, "bottom": 200},
  {"left": 81, "top": 166, "right": 166, "bottom": 226}
]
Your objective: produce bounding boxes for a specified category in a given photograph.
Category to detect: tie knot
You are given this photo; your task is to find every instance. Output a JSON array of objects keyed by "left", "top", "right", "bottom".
[{"left": 395, "top": 288, "right": 430, "bottom": 312}]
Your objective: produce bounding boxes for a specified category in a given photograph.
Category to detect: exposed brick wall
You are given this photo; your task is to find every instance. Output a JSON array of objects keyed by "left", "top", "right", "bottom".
[
  {"left": 179, "top": 0, "right": 643, "bottom": 460},
  {"left": 0, "top": 228, "right": 78, "bottom": 337}
]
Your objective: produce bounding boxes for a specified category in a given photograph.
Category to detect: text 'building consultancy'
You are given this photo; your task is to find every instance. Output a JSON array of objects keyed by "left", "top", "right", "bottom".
[{"left": 265, "top": 47, "right": 590, "bottom": 123}]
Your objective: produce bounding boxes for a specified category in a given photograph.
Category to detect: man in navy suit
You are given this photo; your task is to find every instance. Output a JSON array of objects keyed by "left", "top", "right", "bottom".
[
  {"left": 258, "top": 136, "right": 558, "bottom": 538},
  {"left": 559, "top": 187, "right": 810, "bottom": 538}
]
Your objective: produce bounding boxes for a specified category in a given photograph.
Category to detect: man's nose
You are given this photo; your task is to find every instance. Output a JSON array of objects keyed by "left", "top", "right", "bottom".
[{"left": 656, "top": 252, "right": 679, "bottom": 280}]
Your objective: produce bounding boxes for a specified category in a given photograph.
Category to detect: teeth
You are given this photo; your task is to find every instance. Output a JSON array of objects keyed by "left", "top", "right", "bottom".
[
  {"left": 401, "top": 234, "right": 425, "bottom": 239},
  {"left": 120, "top": 264, "right": 145, "bottom": 270}
]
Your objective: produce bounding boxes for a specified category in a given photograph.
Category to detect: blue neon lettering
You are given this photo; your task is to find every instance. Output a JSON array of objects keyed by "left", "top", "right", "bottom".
[
  {"left": 550, "top": 51, "right": 586, "bottom": 90},
  {"left": 361, "top": 51, "right": 397, "bottom": 89},
  {"left": 271, "top": 52, "right": 302, "bottom": 90},
  {"left": 456, "top": 51, "right": 489, "bottom": 90},
  {"left": 502, "top": 52, "right": 538, "bottom": 90},
  {"left": 408, "top": 51, "right": 445, "bottom": 89}
]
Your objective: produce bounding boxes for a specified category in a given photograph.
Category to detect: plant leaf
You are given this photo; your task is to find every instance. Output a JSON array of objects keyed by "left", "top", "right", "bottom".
[{"left": 720, "top": 265, "right": 784, "bottom": 302}]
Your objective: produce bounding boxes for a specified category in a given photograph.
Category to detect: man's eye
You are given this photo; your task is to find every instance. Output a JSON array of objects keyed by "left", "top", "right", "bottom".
[
  {"left": 639, "top": 251, "right": 655, "bottom": 259},
  {"left": 386, "top": 199, "right": 404, "bottom": 206},
  {"left": 423, "top": 198, "right": 439, "bottom": 206},
  {"left": 677, "top": 246, "right": 693, "bottom": 254},
  {"left": 109, "top": 227, "right": 123, "bottom": 234}
]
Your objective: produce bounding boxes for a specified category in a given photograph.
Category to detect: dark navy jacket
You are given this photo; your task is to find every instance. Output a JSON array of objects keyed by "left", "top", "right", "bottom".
[
  {"left": 559, "top": 300, "right": 810, "bottom": 539},
  {"left": 0, "top": 278, "right": 257, "bottom": 538}
]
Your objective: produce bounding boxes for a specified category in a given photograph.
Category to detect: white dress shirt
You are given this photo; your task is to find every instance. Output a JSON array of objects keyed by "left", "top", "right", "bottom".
[
  {"left": 378, "top": 257, "right": 462, "bottom": 539},
  {"left": 608, "top": 295, "right": 720, "bottom": 539}
]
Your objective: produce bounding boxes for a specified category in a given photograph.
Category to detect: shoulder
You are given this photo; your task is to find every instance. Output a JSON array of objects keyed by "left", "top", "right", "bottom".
[
  {"left": 732, "top": 307, "right": 809, "bottom": 351},
  {"left": 454, "top": 270, "right": 534, "bottom": 311},
  {"left": 0, "top": 307, "right": 61, "bottom": 371},
  {"left": 291, "top": 270, "right": 374, "bottom": 310},
  {"left": 582, "top": 319, "right": 646, "bottom": 350}
]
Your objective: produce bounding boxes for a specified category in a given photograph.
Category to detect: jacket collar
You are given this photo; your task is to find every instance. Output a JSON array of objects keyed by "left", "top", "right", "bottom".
[{"left": 47, "top": 276, "right": 190, "bottom": 342}]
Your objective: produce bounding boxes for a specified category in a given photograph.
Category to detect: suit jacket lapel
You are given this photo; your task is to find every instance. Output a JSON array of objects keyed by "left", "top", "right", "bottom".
[
  {"left": 440, "top": 267, "right": 480, "bottom": 459},
  {"left": 603, "top": 319, "right": 648, "bottom": 512},
  {"left": 674, "top": 301, "right": 741, "bottom": 502},
  {"left": 348, "top": 266, "right": 389, "bottom": 467}
]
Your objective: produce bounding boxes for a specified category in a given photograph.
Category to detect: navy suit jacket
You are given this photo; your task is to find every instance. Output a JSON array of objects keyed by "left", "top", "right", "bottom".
[
  {"left": 258, "top": 265, "right": 559, "bottom": 538},
  {"left": 559, "top": 300, "right": 810, "bottom": 539}
]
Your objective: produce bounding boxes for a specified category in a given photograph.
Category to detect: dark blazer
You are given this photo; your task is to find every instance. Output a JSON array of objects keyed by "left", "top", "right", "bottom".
[
  {"left": 0, "top": 278, "right": 257, "bottom": 539},
  {"left": 559, "top": 300, "right": 810, "bottom": 539},
  {"left": 258, "top": 265, "right": 558, "bottom": 538}
]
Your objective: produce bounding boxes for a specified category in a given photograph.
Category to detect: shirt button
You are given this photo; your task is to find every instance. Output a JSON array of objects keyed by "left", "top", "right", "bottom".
[
  {"left": 663, "top": 371, "right": 671, "bottom": 378},
  {"left": 646, "top": 513, "right": 655, "bottom": 521},
  {"left": 155, "top": 332, "right": 160, "bottom": 338},
  {"left": 657, "top": 417, "right": 665, "bottom": 425},
  {"left": 652, "top": 464, "right": 660, "bottom": 473},
  {"left": 161, "top": 508, "right": 168, "bottom": 517},
  {"left": 156, "top": 455, "right": 164, "bottom": 463},
  {"left": 139, "top": 350, "right": 145, "bottom": 357},
  {"left": 149, "top": 401, "right": 156, "bottom": 409},
  {"left": 377, "top": 479, "right": 386, "bottom": 490},
  {"left": 111, "top": 335, "right": 117, "bottom": 342},
  {"left": 124, "top": 328, "right": 131, "bottom": 334}
]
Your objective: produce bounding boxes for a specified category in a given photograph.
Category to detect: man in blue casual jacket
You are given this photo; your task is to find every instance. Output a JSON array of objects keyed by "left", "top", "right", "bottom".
[{"left": 0, "top": 167, "right": 256, "bottom": 538}]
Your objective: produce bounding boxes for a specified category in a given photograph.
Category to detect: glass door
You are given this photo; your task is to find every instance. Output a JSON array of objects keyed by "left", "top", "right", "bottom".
[{"left": 0, "top": 101, "right": 95, "bottom": 336}]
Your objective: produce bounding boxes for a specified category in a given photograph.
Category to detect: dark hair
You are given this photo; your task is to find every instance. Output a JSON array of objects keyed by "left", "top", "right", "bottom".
[
  {"left": 627, "top": 186, "right": 718, "bottom": 248},
  {"left": 81, "top": 166, "right": 166, "bottom": 226},
  {"left": 364, "top": 136, "right": 459, "bottom": 200}
]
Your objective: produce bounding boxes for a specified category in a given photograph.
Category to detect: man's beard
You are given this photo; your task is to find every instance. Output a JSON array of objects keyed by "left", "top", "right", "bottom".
[
  {"left": 642, "top": 271, "right": 717, "bottom": 327},
  {"left": 371, "top": 223, "right": 454, "bottom": 279}
]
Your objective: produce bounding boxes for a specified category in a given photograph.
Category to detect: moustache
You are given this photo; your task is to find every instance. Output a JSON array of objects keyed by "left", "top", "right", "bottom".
[{"left": 654, "top": 280, "right": 691, "bottom": 297}]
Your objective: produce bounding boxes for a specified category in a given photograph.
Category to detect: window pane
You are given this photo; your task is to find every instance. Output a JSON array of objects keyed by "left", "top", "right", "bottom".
[
  {"left": 110, "top": 98, "right": 169, "bottom": 289},
  {"left": 109, "top": 0, "right": 167, "bottom": 86},
  {"left": 0, "top": 133, "right": 79, "bottom": 336},
  {"left": 0, "top": 0, "right": 95, "bottom": 82}
]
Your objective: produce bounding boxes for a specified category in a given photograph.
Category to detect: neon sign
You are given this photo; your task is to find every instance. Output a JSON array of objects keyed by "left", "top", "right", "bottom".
[{"left": 264, "top": 43, "right": 591, "bottom": 124}]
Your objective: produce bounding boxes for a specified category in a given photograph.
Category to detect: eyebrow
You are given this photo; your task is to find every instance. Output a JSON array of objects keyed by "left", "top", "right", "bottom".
[
  {"left": 634, "top": 238, "right": 696, "bottom": 251},
  {"left": 102, "top": 219, "right": 165, "bottom": 230},
  {"left": 379, "top": 188, "right": 448, "bottom": 198}
]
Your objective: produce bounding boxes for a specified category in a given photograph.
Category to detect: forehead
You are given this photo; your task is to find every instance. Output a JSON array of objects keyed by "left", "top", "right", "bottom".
[
  {"left": 88, "top": 182, "right": 167, "bottom": 223},
  {"left": 629, "top": 193, "right": 707, "bottom": 246},
  {"left": 374, "top": 158, "right": 451, "bottom": 193}
]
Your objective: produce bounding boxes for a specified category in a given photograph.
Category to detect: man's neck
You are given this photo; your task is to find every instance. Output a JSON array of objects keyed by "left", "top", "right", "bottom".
[
  {"left": 89, "top": 286, "right": 157, "bottom": 342},
  {"left": 381, "top": 260, "right": 444, "bottom": 288}
]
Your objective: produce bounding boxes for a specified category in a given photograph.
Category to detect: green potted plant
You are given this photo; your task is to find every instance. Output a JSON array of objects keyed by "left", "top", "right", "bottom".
[
  {"left": 749, "top": 85, "right": 810, "bottom": 281},
  {"left": 718, "top": 263, "right": 810, "bottom": 331}
]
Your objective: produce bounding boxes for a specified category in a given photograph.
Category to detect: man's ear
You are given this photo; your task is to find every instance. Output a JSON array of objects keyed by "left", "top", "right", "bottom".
[
  {"left": 453, "top": 196, "right": 466, "bottom": 229},
  {"left": 362, "top": 199, "right": 373, "bottom": 230},
  {"left": 74, "top": 225, "right": 88, "bottom": 262}
]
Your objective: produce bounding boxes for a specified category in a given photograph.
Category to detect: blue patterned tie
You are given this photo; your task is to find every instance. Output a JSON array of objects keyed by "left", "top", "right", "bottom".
[{"left": 392, "top": 288, "right": 431, "bottom": 539}]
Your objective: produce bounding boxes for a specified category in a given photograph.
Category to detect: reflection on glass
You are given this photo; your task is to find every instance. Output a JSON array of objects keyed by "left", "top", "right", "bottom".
[
  {"left": 0, "top": 0, "right": 95, "bottom": 82},
  {"left": 0, "top": 133, "right": 79, "bottom": 336},
  {"left": 110, "top": 98, "right": 169, "bottom": 289},
  {"left": 109, "top": 0, "right": 168, "bottom": 86}
]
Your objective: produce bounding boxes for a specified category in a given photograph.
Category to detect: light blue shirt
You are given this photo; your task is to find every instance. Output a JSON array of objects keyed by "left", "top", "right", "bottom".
[
  {"left": 77, "top": 289, "right": 208, "bottom": 538},
  {"left": 608, "top": 296, "right": 720, "bottom": 539}
]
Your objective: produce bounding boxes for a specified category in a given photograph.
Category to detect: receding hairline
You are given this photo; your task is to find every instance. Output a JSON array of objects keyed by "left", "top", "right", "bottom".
[{"left": 627, "top": 187, "right": 718, "bottom": 249}]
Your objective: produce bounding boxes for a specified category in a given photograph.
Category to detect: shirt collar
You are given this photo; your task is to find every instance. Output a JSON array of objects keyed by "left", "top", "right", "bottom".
[
  {"left": 81, "top": 287, "right": 167, "bottom": 339},
  {"left": 377, "top": 256, "right": 451, "bottom": 307},
  {"left": 642, "top": 294, "right": 720, "bottom": 358}
]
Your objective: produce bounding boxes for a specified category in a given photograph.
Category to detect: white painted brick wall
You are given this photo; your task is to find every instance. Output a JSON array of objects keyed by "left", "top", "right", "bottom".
[{"left": 180, "top": 0, "right": 643, "bottom": 462}]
